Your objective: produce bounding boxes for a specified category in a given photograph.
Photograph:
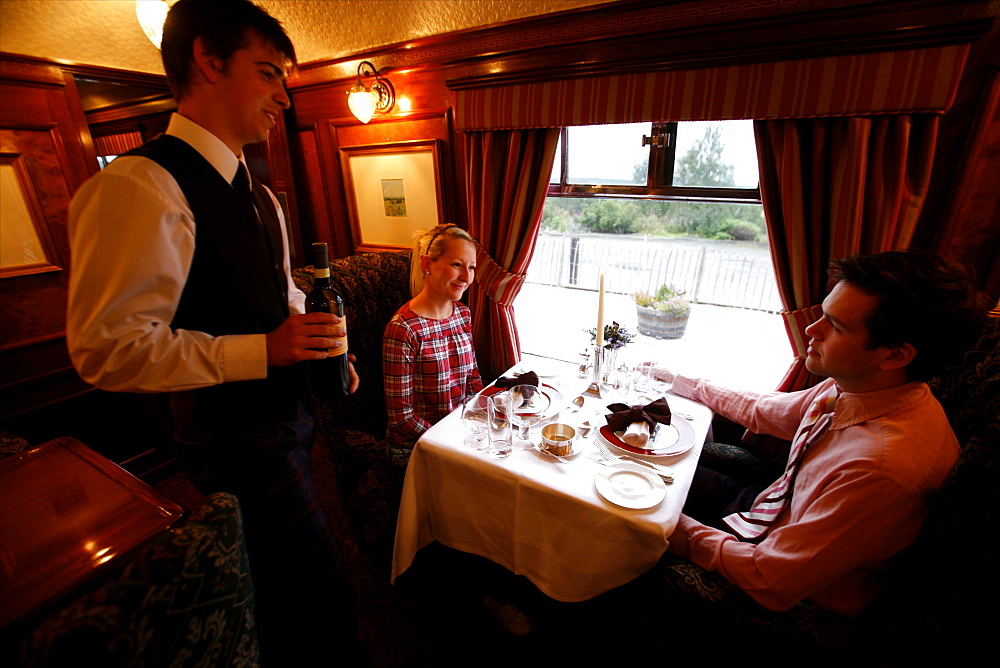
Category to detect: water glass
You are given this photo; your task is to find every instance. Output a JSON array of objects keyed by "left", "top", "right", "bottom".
[
  {"left": 509, "top": 384, "right": 544, "bottom": 449},
  {"left": 649, "top": 360, "right": 674, "bottom": 395},
  {"left": 633, "top": 361, "right": 653, "bottom": 393},
  {"left": 461, "top": 394, "right": 488, "bottom": 451},
  {"left": 487, "top": 392, "right": 513, "bottom": 458}
]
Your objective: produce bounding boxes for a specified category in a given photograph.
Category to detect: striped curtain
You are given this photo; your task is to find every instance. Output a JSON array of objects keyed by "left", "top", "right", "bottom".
[
  {"left": 93, "top": 131, "right": 145, "bottom": 157},
  {"left": 755, "top": 114, "right": 939, "bottom": 391},
  {"left": 465, "top": 128, "right": 561, "bottom": 381},
  {"left": 454, "top": 45, "right": 969, "bottom": 130}
]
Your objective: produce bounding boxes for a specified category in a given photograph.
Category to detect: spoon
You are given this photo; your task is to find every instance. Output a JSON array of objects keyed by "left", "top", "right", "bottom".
[
  {"left": 568, "top": 395, "right": 585, "bottom": 413},
  {"left": 534, "top": 444, "right": 571, "bottom": 464}
]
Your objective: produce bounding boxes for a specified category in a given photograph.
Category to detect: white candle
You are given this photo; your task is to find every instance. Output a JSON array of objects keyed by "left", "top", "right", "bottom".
[{"left": 596, "top": 272, "right": 605, "bottom": 347}]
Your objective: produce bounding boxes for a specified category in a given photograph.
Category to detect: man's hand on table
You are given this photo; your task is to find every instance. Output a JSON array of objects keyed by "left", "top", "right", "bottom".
[{"left": 639, "top": 362, "right": 677, "bottom": 385}]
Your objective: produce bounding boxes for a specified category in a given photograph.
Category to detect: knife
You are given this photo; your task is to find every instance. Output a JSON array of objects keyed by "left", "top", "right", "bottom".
[
  {"left": 618, "top": 454, "right": 674, "bottom": 479},
  {"left": 588, "top": 454, "right": 673, "bottom": 482}
]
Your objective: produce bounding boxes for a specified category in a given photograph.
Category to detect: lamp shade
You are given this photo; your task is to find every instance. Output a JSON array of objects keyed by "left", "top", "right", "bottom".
[
  {"left": 136, "top": 0, "right": 169, "bottom": 49},
  {"left": 348, "top": 89, "right": 377, "bottom": 124}
]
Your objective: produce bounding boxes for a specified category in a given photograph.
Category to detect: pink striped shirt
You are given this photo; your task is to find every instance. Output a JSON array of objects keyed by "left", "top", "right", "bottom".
[{"left": 668, "top": 376, "right": 959, "bottom": 616}]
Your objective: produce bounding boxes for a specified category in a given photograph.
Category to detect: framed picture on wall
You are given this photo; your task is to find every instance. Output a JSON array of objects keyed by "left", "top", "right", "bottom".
[{"left": 339, "top": 139, "right": 445, "bottom": 252}]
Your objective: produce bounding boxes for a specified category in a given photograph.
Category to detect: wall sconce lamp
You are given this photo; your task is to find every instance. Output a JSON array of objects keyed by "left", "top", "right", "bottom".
[
  {"left": 347, "top": 61, "right": 395, "bottom": 124},
  {"left": 136, "top": 0, "right": 170, "bottom": 49}
]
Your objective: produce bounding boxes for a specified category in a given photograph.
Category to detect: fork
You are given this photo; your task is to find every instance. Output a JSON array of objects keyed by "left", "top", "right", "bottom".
[{"left": 594, "top": 438, "right": 673, "bottom": 481}]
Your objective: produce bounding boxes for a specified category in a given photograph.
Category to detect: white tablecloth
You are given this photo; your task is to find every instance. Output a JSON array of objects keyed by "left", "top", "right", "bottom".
[{"left": 390, "top": 373, "right": 712, "bottom": 602}]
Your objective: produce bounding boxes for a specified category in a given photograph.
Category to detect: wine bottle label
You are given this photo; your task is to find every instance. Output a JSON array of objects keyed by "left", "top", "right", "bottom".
[
  {"left": 329, "top": 314, "right": 349, "bottom": 357},
  {"left": 314, "top": 267, "right": 331, "bottom": 279}
]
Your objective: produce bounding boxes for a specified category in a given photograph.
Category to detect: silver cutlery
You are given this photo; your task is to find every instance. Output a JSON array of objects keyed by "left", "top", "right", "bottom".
[
  {"left": 534, "top": 444, "right": 570, "bottom": 464},
  {"left": 593, "top": 438, "right": 674, "bottom": 481}
]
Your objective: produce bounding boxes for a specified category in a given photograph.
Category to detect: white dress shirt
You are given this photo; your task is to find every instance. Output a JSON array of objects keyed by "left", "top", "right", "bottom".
[{"left": 67, "top": 113, "right": 304, "bottom": 393}]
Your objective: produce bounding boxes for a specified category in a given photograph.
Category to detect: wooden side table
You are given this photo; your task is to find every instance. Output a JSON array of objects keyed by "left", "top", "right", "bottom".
[{"left": 0, "top": 437, "right": 184, "bottom": 627}]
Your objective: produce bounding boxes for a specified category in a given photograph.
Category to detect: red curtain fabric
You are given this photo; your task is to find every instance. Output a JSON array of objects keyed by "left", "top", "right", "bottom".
[
  {"left": 93, "top": 131, "right": 144, "bottom": 157},
  {"left": 755, "top": 114, "right": 940, "bottom": 391},
  {"left": 464, "top": 128, "right": 561, "bottom": 381},
  {"left": 454, "top": 45, "right": 969, "bottom": 130}
]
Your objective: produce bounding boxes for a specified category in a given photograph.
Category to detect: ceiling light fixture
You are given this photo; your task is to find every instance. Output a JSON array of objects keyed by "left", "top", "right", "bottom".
[
  {"left": 136, "top": 0, "right": 170, "bottom": 49},
  {"left": 347, "top": 61, "right": 395, "bottom": 124}
]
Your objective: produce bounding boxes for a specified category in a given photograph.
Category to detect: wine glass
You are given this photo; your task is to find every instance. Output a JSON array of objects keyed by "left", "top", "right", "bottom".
[
  {"left": 647, "top": 359, "right": 673, "bottom": 396},
  {"left": 461, "top": 393, "right": 488, "bottom": 450},
  {"left": 509, "top": 384, "right": 546, "bottom": 449}
]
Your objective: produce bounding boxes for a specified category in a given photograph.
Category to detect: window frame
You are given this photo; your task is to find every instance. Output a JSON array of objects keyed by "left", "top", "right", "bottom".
[{"left": 548, "top": 123, "right": 762, "bottom": 204}]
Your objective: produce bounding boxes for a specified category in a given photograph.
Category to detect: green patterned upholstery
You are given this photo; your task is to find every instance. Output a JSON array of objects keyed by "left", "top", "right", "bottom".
[
  {"left": 292, "top": 250, "right": 413, "bottom": 548},
  {"left": 875, "top": 313, "right": 1000, "bottom": 656},
  {"left": 22, "top": 493, "right": 259, "bottom": 667},
  {"left": 643, "top": 315, "right": 1000, "bottom": 660}
]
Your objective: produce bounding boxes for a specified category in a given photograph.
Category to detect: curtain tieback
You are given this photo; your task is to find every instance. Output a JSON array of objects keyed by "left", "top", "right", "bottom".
[
  {"left": 782, "top": 304, "right": 824, "bottom": 359},
  {"left": 474, "top": 244, "right": 526, "bottom": 307}
]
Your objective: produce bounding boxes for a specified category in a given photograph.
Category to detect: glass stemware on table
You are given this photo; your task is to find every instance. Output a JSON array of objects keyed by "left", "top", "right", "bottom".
[
  {"left": 486, "top": 391, "right": 513, "bottom": 458},
  {"left": 461, "top": 393, "right": 488, "bottom": 450},
  {"left": 508, "top": 383, "right": 546, "bottom": 449}
]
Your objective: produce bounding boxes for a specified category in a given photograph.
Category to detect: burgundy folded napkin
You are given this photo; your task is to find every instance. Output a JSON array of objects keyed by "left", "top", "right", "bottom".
[
  {"left": 495, "top": 371, "right": 539, "bottom": 389},
  {"left": 604, "top": 397, "right": 672, "bottom": 432}
]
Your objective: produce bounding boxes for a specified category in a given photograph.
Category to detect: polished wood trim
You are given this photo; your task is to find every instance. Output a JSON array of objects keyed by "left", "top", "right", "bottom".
[
  {"left": 548, "top": 183, "right": 762, "bottom": 203},
  {"left": 305, "top": 107, "right": 455, "bottom": 132},
  {"left": 85, "top": 95, "right": 176, "bottom": 128},
  {"left": 0, "top": 436, "right": 183, "bottom": 627},
  {"left": 287, "top": 0, "right": 997, "bottom": 93}
]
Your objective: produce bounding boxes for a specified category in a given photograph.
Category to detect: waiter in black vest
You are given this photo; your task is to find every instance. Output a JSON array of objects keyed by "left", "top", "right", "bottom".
[{"left": 66, "top": 0, "right": 359, "bottom": 662}]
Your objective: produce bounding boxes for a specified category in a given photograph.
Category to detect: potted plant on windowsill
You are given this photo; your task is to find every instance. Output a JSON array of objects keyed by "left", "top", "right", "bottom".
[{"left": 633, "top": 284, "right": 691, "bottom": 339}]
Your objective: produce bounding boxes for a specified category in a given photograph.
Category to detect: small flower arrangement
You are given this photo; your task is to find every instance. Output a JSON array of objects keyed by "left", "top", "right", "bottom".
[
  {"left": 585, "top": 321, "right": 636, "bottom": 350},
  {"left": 634, "top": 284, "right": 691, "bottom": 318}
]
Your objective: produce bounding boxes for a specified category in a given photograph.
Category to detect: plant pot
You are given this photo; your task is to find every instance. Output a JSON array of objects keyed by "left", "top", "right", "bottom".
[{"left": 636, "top": 305, "right": 689, "bottom": 339}]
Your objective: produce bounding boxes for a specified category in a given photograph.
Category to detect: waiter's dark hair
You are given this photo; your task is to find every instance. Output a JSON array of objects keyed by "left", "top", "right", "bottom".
[
  {"left": 161, "top": 0, "right": 296, "bottom": 99},
  {"left": 829, "top": 250, "right": 989, "bottom": 381}
]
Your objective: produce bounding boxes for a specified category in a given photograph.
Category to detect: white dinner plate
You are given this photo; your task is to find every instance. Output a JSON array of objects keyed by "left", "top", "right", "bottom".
[
  {"left": 598, "top": 416, "right": 695, "bottom": 458},
  {"left": 594, "top": 462, "right": 667, "bottom": 510}
]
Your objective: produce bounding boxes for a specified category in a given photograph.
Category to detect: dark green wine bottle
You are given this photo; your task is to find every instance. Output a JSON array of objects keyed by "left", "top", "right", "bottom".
[{"left": 305, "top": 242, "right": 350, "bottom": 397}]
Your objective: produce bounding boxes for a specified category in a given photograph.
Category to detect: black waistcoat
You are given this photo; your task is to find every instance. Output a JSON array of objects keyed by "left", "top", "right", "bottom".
[{"left": 127, "top": 135, "right": 306, "bottom": 434}]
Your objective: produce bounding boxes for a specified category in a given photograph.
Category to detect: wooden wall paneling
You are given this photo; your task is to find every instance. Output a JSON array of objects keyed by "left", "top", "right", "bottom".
[
  {"left": 286, "top": 126, "right": 336, "bottom": 261},
  {"left": 289, "top": 57, "right": 461, "bottom": 258},
  {"left": 315, "top": 120, "right": 357, "bottom": 258},
  {"left": 0, "top": 57, "right": 98, "bottom": 421}
]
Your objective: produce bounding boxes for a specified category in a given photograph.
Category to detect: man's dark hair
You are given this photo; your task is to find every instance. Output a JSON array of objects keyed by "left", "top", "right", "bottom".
[
  {"left": 829, "top": 250, "right": 990, "bottom": 381},
  {"left": 161, "top": 0, "right": 296, "bottom": 99}
]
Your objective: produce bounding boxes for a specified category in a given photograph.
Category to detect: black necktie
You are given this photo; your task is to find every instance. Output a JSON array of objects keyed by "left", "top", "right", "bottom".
[
  {"left": 232, "top": 162, "right": 288, "bottom": 307},
  {"left": 232, "top": 162, "right": 253, "bottom": 204}
]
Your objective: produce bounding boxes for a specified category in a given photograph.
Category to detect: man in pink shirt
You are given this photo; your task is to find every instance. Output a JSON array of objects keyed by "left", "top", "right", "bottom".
[{"left": 658, "top": 251, "right": 988, "bottom": 616}]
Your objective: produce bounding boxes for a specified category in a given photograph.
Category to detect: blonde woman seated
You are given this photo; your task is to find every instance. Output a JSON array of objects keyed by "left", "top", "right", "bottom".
[{"left": 383, "top": 224, "right": 484, "bottom": 447}]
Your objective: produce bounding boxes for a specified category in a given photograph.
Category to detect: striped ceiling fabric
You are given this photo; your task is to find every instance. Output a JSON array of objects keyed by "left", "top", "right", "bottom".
[{"left": 454, "top": 45, "right": 970, "bottom": 130}]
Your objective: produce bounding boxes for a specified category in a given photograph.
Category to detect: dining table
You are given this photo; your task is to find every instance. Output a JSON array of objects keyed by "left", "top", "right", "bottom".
[{"left": 391, "top": 359, "right": 713, "bottom": 602}]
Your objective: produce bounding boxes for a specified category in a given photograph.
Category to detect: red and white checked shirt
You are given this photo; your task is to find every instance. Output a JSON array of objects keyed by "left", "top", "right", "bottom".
[{"left": 383, "top": 301, "right": 483, "bottom": 446}]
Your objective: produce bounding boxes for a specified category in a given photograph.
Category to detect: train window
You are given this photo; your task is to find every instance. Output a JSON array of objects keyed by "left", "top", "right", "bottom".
[
  {"left": 520, "top": 121, "right": 786, "bottom": 392},
  {"left": 550, "top": 120, "right": 760, "bottom": 202}
]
